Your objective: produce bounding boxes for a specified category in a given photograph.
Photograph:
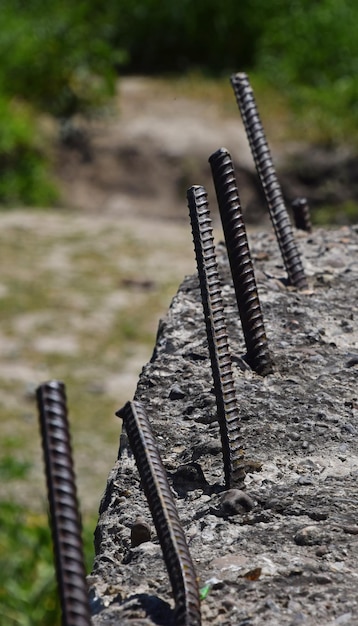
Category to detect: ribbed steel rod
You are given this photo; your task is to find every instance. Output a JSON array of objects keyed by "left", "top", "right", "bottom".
[
  {"left": 230, "top": 72, "right": 308, "bottom": 289},
  {"left": 117, "top": 401, "right": 201, "bottom": 626},
  {"left": 209, "top": 149, "right": 273, "bottom": 377},
  {"left": 187, "top": 185, "right": 244, "bottom": 488},
  {"left": 36, "top": 381, "right": 91, "bottom": 626},
  {"left": 291, "top": 197, "right": 312, "bottom": 233}
]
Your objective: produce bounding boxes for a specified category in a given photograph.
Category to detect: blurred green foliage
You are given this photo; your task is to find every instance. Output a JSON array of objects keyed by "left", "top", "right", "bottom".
[
  {"left": 0, "top": 453, "right": 94, "bottom": 625},
  {"left": 258, "top": 0, "right": 358, "bottom": 87},
  {"left": 0, "top": 98, "right": 58, "bottom": 205},
  {"left": 0, "top": 500, "right": 61, "bottom": 625},
  {"left": 0, "top": 0, "right": 123, "bottom": 206},
  {"left": 1, "top": 0, "right": 358, "bottom": 205},
  {"left": 0, "top": 1, "right": 122, "bottom": 117},
  {"left": 109, "top": 0, "right": 265, "bottom": 74},
  {"left": 257, "top": 0, "right": 358, "bottom": 143}
]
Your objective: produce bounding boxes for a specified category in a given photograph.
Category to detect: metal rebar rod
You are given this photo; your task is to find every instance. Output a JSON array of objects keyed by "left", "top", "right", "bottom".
[
  {"left": 291, "top": 197, "right": 312, "bottom": 233},
  {"left": 117, "top": 400, "right": 201, "bottom": 626},
  {"left": 230, "top": 72, "right": 308, "bottom": 289},
  {"left": 187, "top": 185, "right": 244, "bottom": 488},
  {"left": 36, "top": 381, "right": 91, "bottom": 626},
  {"left": 208, "top": 149, "right": 273, "bottom": 377}
]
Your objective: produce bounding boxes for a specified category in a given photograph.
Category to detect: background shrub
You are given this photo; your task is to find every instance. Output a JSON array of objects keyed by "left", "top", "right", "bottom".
[
  {"left": 0, "top": 0, "right": 123, "bottom": 206},
  {"left": 0, "top": 1, "right": 357, "bottom": 204},
  {"left": 257, "top": 0, "right": 358, "bottom": 141},
  {"left": 0, "top": 451, "right": 95, "bottom": 626},
  {"left": 0, "top": 98, "right": 57, "bottom": 205}
]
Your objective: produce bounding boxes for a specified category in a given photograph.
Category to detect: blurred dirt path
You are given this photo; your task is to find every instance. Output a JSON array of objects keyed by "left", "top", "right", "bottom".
[{"left": 56, "top": 77, "right": 265, "bottom": 223}]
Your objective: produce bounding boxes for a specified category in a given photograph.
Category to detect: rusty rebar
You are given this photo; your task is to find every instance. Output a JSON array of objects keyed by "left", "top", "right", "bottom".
[
  {"left": 230, "top": 72, "right": 308, "bottom": 289},
  {"left": 209, "top": 149, "right": 273, "bottom": 377},
  {"left": 117, "top": 400, "right": 201, "bottom": 626},
  {"left": 187, "top": 185, "right": 244, "bottom": 488},
  {"left": 291, "top": 197, "right": 312, "bottom": 233},
  {"left": 36, "top": 381, "right": 91, "bottom": 626}
]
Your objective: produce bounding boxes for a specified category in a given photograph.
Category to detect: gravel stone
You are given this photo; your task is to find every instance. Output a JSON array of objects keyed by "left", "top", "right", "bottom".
[
  {"left": 218, "top": 490, "right": 255, "bottom": 516},
  {"left": 294, "top": 525, "right": 330, "bottom": 546}
]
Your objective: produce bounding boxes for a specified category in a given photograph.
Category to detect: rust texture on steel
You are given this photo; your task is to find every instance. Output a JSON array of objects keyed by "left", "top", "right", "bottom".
[
  {"left": 208, "top": 149, "right": 273, "bottom": 377},
  {"left": 291, "top": 197, "right": 312, "bottom": 233},
  {"left": 230, "top": 72, "right": 308, "bottom": 289},
  {"left": 36, "top": 381, "right": 91, "bottom": 626},
  {"left": 187, "top": 185, "right": 244, "bottom": 488},
  {"left": 117, "top": 400, "right": 201, "bottom": 626}
]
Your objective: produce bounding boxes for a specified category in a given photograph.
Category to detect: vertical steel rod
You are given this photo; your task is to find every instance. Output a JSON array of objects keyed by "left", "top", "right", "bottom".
[
  {"left": 230, "top": 72, "right": 308, "bottom": 289},
  {"left": 187, "top": 185, "right": 244, "bottom": 488},
  {"left": 208, "top": 149, "right": 273, "bottom": 377},
  {"left": 117, "top": 401, "right": 201, "bottom": 626},
  {"left": 37, "top": 381, "right": 91, "bottom": 626}
]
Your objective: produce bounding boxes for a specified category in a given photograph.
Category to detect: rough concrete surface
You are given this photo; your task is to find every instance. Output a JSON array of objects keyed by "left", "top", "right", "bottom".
[{"left": 89, "top": 225, "right": 358, "bottom": 625}]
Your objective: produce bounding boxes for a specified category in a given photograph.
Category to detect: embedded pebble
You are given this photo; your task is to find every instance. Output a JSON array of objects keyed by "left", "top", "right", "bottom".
[
  {"left": 169, "top": 384, "right": 186, "bottom": 400},
  {"left": 294, "top": 526, "right": 330, "bottom": 546},
  {"left": 343, "top": 525, "right": 358, "bottom": 535},
  {"left": 130, "top": 517, "right": 151, "bottom": 548},
  {"left": 218, "top": 489, "right": 255, "bottom": 516},
  {"left": 172, "top": 462, "right": 207, "bottom": 494}
]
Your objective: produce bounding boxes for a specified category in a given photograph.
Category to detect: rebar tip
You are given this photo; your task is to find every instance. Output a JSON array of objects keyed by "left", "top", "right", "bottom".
[
  {"left": 231, "top": 71, "right": 248, "bottom": 81},
  {"left": 208, "top": 147, "right": 230, "bottom": 164}
]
